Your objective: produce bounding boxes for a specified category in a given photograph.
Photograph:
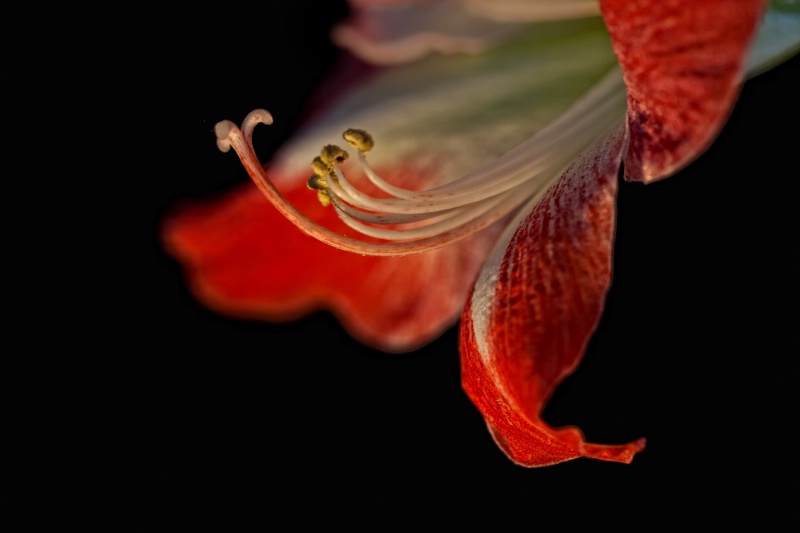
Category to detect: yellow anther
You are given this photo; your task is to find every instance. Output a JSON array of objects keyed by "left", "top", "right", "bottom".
[
  {"left": 306, "top": 174, "right": 332, "bottom": 207},
  {"left": 343, "top": 129, "right": 374, "bottom": 153},
  {"left": 307, "top": 173, "right": 327, "bottom": 191},
  {"left": 320, "top": 144, "right": 349, "bottom": 166},
  {"left": 311, "top": 156, "right": 332, "bottom": 178},
  {"left": 316, "top": 190, "right": 332, "bottom": 207}
]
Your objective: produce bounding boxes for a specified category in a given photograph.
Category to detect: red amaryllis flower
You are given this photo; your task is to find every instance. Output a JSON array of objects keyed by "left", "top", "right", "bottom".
[{"left": 161, "top": 0, "right": 800, "bottom": 466}]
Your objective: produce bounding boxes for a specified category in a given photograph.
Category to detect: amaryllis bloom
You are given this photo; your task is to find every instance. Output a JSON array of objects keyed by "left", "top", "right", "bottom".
[{"left": 162, "top": 0, "right": 799, "bottom": 467}]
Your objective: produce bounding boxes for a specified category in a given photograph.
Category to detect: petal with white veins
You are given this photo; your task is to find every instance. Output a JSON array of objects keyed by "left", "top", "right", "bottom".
[{"left": 460, "top": 123, "right": 646, "bottom": 467}]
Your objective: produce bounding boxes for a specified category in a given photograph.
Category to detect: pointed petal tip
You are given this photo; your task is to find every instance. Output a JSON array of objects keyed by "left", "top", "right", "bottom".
[
  {"left": 582, "top": 437, "right": 647, "bottom": 464},
  {"left": 485, "top": 419, "right": 646, "bottom": 468}
]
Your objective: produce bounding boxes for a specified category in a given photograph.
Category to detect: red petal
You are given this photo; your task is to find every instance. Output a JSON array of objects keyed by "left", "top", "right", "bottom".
[
  {"left": 600, "top": 0, "right": 765, "bottom": 183},
  {"left": 460, "top": 124, "right": 645, "bottom": 466},
  {"left": 162, "top": 170, "right": 500, "bottom": 353}
]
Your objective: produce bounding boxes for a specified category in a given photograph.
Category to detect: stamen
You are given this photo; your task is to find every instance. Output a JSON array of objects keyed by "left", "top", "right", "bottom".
[
  {"left": 323, "top": 67, "right": 627, "bottom": 216},
  {"left": 342, "top": 129, "right": 374, "bottom": 153},
  {"left": 214, "top": 66, "right": 627, "bottom": 257},
  {"left": 332, "top": 186, "right": 527, "bottom": 241},
  {"left": 328, "top": 194, "right": 460, "bottom": 225},
  {"left": 213, "top": 110, "right": 508, "bottom": 256},
  {"left": 343, "top": 128, "right": 431, "bottom": 200}
]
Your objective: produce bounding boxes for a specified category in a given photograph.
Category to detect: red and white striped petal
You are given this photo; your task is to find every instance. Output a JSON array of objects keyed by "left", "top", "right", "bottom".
[
  {"left": 460, "top": 123, "right": 646, "bottom": 466},
  {"left": 600, "top": 0, "right": 766, "bottom": 183}
]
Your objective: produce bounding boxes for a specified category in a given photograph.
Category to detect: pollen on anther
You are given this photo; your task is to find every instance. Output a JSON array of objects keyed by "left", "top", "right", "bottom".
[
  {"left": 343, "top": 129, "right": 374, "bottom": 153},
  {"left": 311, "top": 156, "right": 331, "bottom": 178},
  {"left": 307, "top": 174, "right": 332, "bottom": 207},
  {"left": 320, "top": 144, "right": 349, "bottom": 166},
  {"left": 307, "top": 174, "right": 327, "bottom": 191}
]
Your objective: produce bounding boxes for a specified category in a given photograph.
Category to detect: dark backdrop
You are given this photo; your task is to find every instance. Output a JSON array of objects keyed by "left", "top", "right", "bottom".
[{"left": 21, "top": 2, "right": 798, "bottom": 530}]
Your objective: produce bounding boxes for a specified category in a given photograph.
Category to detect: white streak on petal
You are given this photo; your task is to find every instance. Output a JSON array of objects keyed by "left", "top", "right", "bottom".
[
  {"left": 332, "top": 0, "right": 528, "bottom": 65},
  {"left": 471, "top": 191, "right": 538, "bottom": 365},
  {"left": 461, "top": 0, "right": 600, "bottom": 22},
  {"left": 331, "top": 27, "right": 493, "bottom": 65},
  {"left": 470, "top": 67, "right": 627, "bottom": 365}
]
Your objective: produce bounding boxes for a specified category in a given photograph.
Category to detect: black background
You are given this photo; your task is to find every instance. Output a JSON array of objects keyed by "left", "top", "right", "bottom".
[{"left": 15, "top": 2, "right": 799, "bottom": 530}]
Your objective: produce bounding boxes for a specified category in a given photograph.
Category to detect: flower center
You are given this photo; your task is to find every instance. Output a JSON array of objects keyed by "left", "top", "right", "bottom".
[{"left": 214, "top": 66, "right": 627, "bottom": 257}]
